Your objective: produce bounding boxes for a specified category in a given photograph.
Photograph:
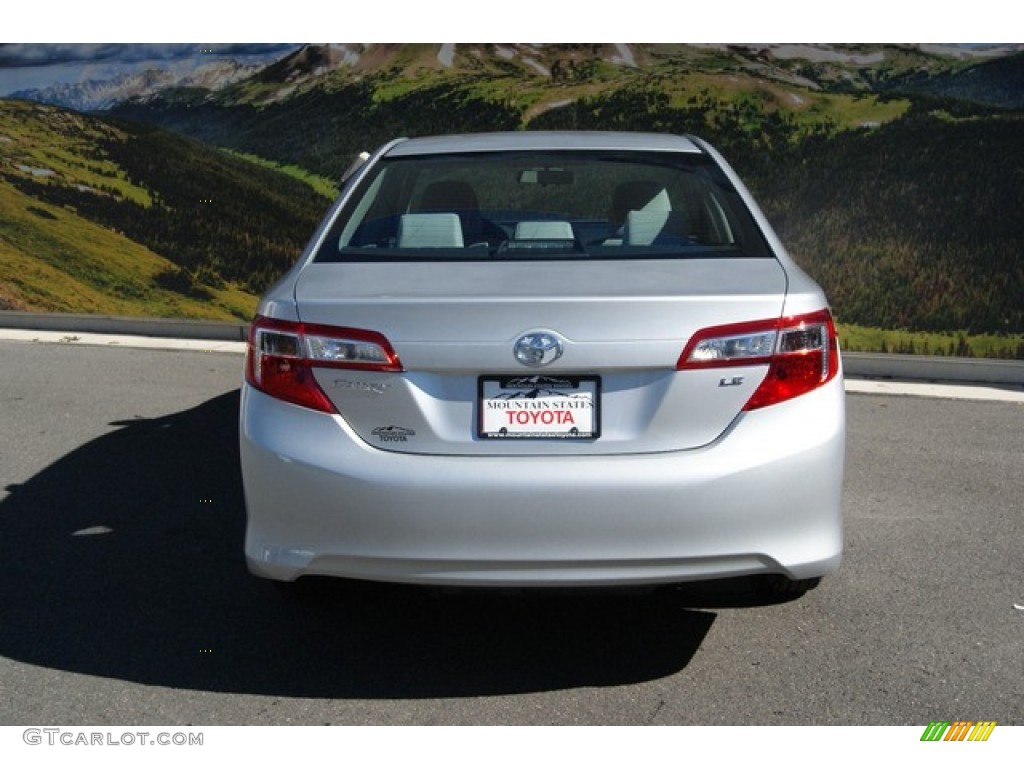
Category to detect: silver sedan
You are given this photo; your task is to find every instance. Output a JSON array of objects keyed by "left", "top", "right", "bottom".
[{"left": 240, "top": 131, "right": 844, "bottom": 594}]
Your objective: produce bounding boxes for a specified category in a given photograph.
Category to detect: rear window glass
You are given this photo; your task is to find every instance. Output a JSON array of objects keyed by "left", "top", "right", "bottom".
[{"left": 315, "top": 150, "right": 772, "bottom": 262}]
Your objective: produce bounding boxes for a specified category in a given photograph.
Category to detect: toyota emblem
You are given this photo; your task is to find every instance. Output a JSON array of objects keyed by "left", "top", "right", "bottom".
[{"left": 513, "top": 332, "right": 564, "bottom": 367}]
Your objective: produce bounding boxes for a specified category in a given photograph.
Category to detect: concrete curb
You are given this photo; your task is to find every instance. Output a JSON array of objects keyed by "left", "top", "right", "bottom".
[
  {"left": 843, "top": 352, "right": 1024, "bottom": 387},
  {"left": 2, "top": 310, "right": 1023, "bottom": 387},
  {"left": 0, "top": 310, "right": 247, "bottom": 342}
]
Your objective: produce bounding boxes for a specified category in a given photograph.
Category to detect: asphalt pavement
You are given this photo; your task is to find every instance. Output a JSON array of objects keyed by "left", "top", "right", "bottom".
[{"left": 0, "top": 339, "right": 1021, "bottom": 725}]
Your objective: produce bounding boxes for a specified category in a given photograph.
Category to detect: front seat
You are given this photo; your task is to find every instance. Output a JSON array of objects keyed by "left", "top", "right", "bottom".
[
  {"left": 610, "top": 180, "right": 671, "bottom": 225},
  {"left": 610, "top": 180, "right": 686, "bottom": 245},
  {"left": 418, "top": 180, "right": 505, "bottom": 246}
]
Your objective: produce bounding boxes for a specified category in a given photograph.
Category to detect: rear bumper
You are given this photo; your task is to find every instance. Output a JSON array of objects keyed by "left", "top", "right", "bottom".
[{"left": 240, "top": 378, "right": 844, "bottom": 586}]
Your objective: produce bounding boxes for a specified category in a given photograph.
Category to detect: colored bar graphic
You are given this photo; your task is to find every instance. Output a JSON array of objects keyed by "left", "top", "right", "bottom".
[
  {"left": 920, "top": 720, "right": 996, "bottom": 742},
  {"left": 921, "top": 722, "right": 950, "bottom": 741},
  {"left": 945, "top": 721, "right": 973, "bottom": 741},
  {"left": 968, "top": 722, "right": 997, "bottom": 742}
]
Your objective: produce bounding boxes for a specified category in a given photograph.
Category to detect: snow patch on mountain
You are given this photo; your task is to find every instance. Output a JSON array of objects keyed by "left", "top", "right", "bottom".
[
  {"left": 766, "top": 45, "right": 886, "bottom": 65},
  {"left": 328, "top": 44, "right": 362, "bottom": 66},
  {"left": 611, "top": 44, "right": 637, "bottom": 68},
  {"left": 12, "top": 60, "right": 259, "bottom": 111},
  {"left": 15, "top": 164, "right": 56, "bottom": 177},
  {"left": 522, "top": 57, "right": 550, "bottom": 77}
]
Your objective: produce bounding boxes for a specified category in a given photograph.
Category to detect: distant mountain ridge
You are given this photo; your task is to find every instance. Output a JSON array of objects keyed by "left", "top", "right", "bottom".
[
  {"left": 11, "top": 59, "right": 262, "bottom": 111},
  {"left": 109, "top": 42, "right": 1014, "bottom": 180},
  {"left": 193, "top": 44, "right": 1024, "bottom": 101},
  {"left": 10, "top": 43, "right": 1024, "bottom": 114},
  {"left": 222, "top": 43, "right": 1024, "bottom": 105}
]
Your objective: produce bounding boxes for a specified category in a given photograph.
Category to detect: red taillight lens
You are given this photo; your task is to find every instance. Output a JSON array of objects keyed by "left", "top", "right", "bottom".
[
  {"left": 678, "top": 310, "right": 839, "bottom": 410},
  {"left": 245, "top": 316, "right": 402, "bottom": 413}
]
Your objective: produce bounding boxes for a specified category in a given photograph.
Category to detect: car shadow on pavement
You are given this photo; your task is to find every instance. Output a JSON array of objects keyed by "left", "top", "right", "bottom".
[{"left": 0, "top": 390, "right": 781, "bottom": 699}]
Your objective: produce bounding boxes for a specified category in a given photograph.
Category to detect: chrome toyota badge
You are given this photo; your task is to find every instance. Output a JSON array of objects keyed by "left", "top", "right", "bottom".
[{"left": 513, "top": 332, "right": 564, "bottom": 368}]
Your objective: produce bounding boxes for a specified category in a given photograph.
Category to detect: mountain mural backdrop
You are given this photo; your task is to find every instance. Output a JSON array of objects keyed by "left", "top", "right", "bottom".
[{"left": 1, "top": 43, "right": 1021, "bottom": 356}]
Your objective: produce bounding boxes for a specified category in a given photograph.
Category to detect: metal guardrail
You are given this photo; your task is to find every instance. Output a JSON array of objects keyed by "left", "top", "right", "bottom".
[{"left": 2, "top": 310, "right": 1023, "bottom": 387}]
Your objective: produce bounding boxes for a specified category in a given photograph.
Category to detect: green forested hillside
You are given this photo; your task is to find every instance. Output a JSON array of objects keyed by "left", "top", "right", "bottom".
[
  {"left": 5, "top": 44, "right": 1023, "bottom": 356},
  {"left": 753, "top": 107, "right": 1023, "bottom": 336},
  {"left": 112, "top": 79, "right": 524, "bottom": 180},
  {"left": 524, "top": 94, "right": 1023, "bottom": 338},
  {"left": 0, "top": 177, "right": 254, "bottom": 320},
  {"left": 0, "top": 100, "right": 329, "bottom": 317},
  {"left": 110, "top": 44, "right": 916, "bottom": 178},
  {"left": 873, "top": 50, "right": 1024, "bottom": 109}
]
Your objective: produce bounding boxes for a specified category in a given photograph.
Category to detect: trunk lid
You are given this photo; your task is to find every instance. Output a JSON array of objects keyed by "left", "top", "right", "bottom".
[{"left": 295, "top": 258, "right": 787, "bottom": 455}]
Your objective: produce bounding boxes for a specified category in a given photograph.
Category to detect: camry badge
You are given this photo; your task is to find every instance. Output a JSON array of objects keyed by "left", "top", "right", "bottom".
[{"left": 513, "top": 332, "right": 564, "bottom": 368}]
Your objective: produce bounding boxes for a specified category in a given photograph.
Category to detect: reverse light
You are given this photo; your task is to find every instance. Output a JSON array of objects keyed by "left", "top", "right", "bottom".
[
  {"left": 678, "top": 310, "right": 839, "bottom": 410},
  {"left": 245, "top": 315, "right": 402, "bottom": 413}
]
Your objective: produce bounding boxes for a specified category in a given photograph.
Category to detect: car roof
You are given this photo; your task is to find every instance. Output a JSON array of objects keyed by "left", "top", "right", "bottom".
[{"left": 384, "top": 131, "right": 703, "bottom": 157}]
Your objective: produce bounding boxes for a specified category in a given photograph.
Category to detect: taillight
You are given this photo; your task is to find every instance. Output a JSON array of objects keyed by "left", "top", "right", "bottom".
[
  {"left": 677, "top": 309, "right": 839, "bottom": 410},
  {"left": 245, "top": 315, "right": 402, "bottom": 413}
]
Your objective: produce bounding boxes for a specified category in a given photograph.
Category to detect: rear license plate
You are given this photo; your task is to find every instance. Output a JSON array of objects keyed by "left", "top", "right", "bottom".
[{"left": 479, "top": 375, "right": 600, "bottom": 439}]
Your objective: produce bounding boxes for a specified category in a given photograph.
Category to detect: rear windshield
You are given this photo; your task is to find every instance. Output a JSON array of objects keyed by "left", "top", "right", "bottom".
[{"left": 314, "top": 149, "right": 772, "bottom": 262}]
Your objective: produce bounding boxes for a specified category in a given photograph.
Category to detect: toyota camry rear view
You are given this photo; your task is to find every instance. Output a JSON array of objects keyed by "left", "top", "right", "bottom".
[{"left": 239, "top": 131, "right": 844, "bottom": 594}]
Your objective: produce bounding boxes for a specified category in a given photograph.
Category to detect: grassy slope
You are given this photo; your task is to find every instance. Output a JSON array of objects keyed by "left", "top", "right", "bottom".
[
  {"left": 755, "top": 109, "right": 1023, "bottom": 336},
  {"left": 0, "top": 99, "right": 331, "bottom": 320},
  {"left": 837, "top": 323, "right": 1024, "bottom": 359},
  {"left": 223, "top": 151, "right": 339, "bottom": 199},
  {"left": 0, "top": 177, "right": 255, "bottom": 319}
]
